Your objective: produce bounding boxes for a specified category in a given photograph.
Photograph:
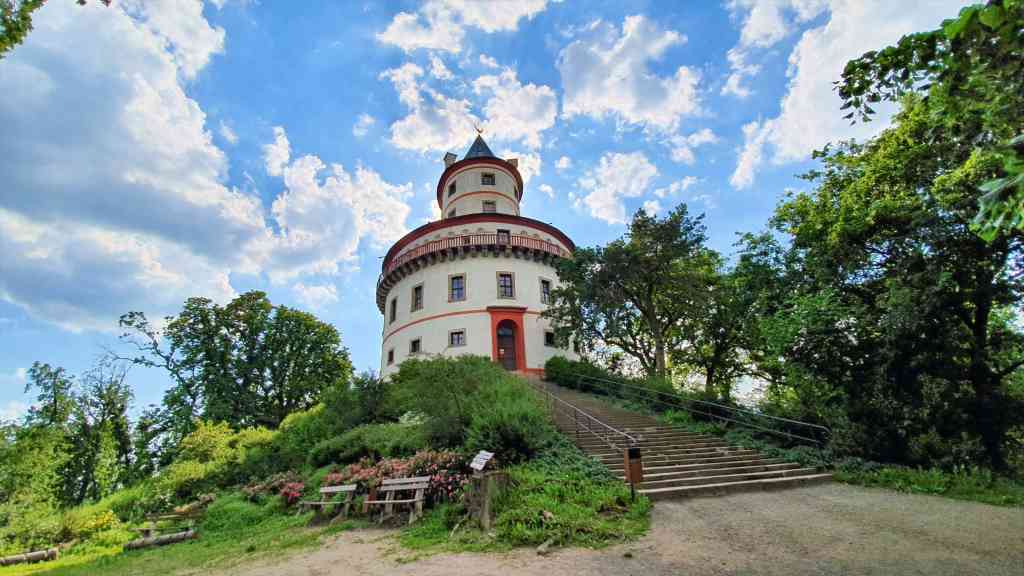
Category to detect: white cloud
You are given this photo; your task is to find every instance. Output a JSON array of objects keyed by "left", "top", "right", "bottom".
[
  {"left": 555, "top": 156, "right": 572, "bottom": 171},
  {"left": 429, "top": 53, "right": 454, "bottom": 80},
  {"left": 263, "top": 126, "right": 291, "bottom": 177},
  {"left": 352, "top": 113, "right": 376, "bottom": 137},
  {"left": 642, "top": 199, "right": 662, "bottom": 216},
  {"left": 377, "top": 0, "right": 555, "bottom": 53},
  {"left": 577, "top": 151, "right": 658, "bottom": 224},
  {"left": 728, "top": 1, "right": 970, "bottom": 188},
  {"left": 266, "top": 129, "right": 413, "bottom": 283},
  {"left": 667, "top": 128, "right": 718, "bottom": 164},
  {"left": 654, "top": 175, "right": 699, "bottom": 198},
  {"left": 0, "top": 400, "right": 28, "bottom": 422},
  {"left": 720, "top": 48, "right": 760, "bottom": 98},
  {"left": 727, "top": 0, "right": 828, "bottom": 49},
  {"left": 380, "top": 63, "right": 478, "bottom": 154},
  {"left": 0, "top": 2, "right": 263, "bottom": 330},
  {"left": 0, "top": 4, "right": 413, "bottom": 332},
  {"left": 120, "top": 0, "right": 226, "bottom": 80},
  {"left": 219, "top": 120, "right": 238, "bottom": 144},
  {"left": 538, "top": 184, "right": 555, "bottom": 198},
  {"left": 474, "top": 67, "right": 557, "bottom": 149},
  {"left": 478, "top": 53, "right": 499, "bottom": 68},
  {"left": 292, "top": 282, "right": 339, "bottom": 310},
  {"left": 500, "top": 150, "right": 542, "bottom": 186},
  {"left": 558, "top": 15, "right": 701, "bottom": 134}
]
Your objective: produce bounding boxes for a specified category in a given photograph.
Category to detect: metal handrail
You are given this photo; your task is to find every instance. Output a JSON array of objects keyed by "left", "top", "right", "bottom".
[
  {"left": 568, "top": 373, "right": 831, "bottom": 447},
  {"left": 527, "top": 380, "right": 638, "bottom": 451}
]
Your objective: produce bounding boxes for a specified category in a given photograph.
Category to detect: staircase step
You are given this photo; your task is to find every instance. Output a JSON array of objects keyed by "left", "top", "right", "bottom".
[
  {"left": 637, "top": 467, "right": 821, "bottom": 489},
  {"left": 580, "top": 441, "right": 729, "bottom": 453},
  {"left": 592, "top": 446, "right": 743, "bottom": 461},
  {"left": 617, "top": 462, "right": 802, "bottom": 482},
  {"left": 639, "top": 473, "right": 833, "bottom": 500},
  {"left": 604, "top": 452, "right": 767, "bottom": 469}
]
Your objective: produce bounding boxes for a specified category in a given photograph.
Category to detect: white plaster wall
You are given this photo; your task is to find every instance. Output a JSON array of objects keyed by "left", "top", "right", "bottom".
[
  {"left": 441, "top": 165, "right": 519, "bottom": 216},
  {"left": 379, "top": 252, "right": 577, "bottom": 377}
]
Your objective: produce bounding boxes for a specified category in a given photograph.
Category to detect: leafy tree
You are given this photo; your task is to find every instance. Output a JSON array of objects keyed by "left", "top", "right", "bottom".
[
  {"left": 546, "top": 205, "right": 716, "bottom": 378},
  {"left": 24, "top": 362, "right": 74, "bottom": 429},
  {"left": 835, "top": 0, "right": 1024, "bottom": 241},
  {"left": 1, "top": 1, "right": 110, "bottom": 59},
  {"left": 119, "top": 291, "right": 353, "bottom": 438},
  {"left": 768, "top": 98, "right": 1024, "bottom": 469}
]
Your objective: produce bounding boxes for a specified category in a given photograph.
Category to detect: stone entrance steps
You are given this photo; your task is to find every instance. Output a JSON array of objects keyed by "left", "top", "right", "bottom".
[{"left": 544, "top": 383, "right": 831, "bottom": 500}]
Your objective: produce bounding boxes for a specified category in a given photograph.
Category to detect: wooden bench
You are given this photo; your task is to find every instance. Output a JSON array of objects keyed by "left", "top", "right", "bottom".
[
  {"left": 299, "top": 484, "right": 357, "bottom": 520},
  {"left": 362, "top": 476, "right": 430, "bottom": 524}
]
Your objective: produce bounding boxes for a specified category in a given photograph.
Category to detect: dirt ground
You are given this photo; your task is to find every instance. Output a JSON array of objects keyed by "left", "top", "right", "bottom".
[{"left": 216, "top": 483, "right": 1024, "bottom": 576}]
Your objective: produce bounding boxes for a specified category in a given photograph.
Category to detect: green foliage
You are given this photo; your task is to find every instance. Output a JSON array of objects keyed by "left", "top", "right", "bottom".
[
  {"left": 0, "top": 1, "right": 44, "bottom": 60},
  {"left": 389, "top": 356, "right": 557, "bottom": 463},
  {"left": 835, "top": 461, "right": 1024, "bottom": 507},
  {"left": 836, "top": 1, "right": 1024, "bottom": 241},
  {"left": 493, "top": 461, "right": 650, "bottom": 548},
  {"left": 308, "top": 422, "right": 427, "bottom": 467},
  {"left": 545, "top": 205, "right": 720, "bottom": 378},
  {"left": 119, "top": 291, "right": 353, "bottom": 439}
]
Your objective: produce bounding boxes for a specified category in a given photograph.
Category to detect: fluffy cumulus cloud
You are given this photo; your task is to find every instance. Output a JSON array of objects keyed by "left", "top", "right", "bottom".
[
  {"left": 538, "top": 184, "right": 555, "bottom": 198},
  {"left": 577, "top": 152, "right": 658, "bottom": 224},
  {"left": 667, "top": 128, "right": 718, "bottom": 164},
  {"left": 429, "top": 53, "right": 454, "bottom": 80},
  {"left": 642, "top": 199, "right": 662, "bottom": 216},
  {"left": 558, "top": 15, "right": 701, "bottom": 134},
  {"left": 654, "top": 176, "right": 699, "bottom": 198},
  {"left": 474, "top": 67, "right": 557, "bottom": 149},
  {"left": 380, "top": 63, "right": 478, "bottom": 154},
  {"left": 728, "top": 0, "right": 970, "bottom": 188},
  {"left": 292, "top": 282, "right": 339, "bottom": 310},
  {"left": 499, "top": 150, "right": 542, "bottom": 187},
  {"left": 352, "top": 113, "right": 376, "bottom": 137},
  {"left": 377, "top": 0, "right": 554, "bottom": 53},
  {"left": 266, "top": 130, "right": 414, "bottom": 283},
  {"left": 555, "top": 156, "right": 572, "bottom": 171},
  {"left": 263, "top": 126, "right": 291, "bottom": 176},
  {"left": 478, "top": 53, "right": 499, "bottom": 68},
  {"left": 0, "top": 3, "right": 413, "bottom": 331}
]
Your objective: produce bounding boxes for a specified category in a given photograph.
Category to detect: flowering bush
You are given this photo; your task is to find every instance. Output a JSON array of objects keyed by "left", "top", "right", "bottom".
[
  {"left": 279, "top": 482, "right": 305, "bottom": 507},
  {"left": 333, "top": 450, "right": 470, "bottom": 504},
  {"left": 241, "top": 471, "right": 303, "bottom": 502}
]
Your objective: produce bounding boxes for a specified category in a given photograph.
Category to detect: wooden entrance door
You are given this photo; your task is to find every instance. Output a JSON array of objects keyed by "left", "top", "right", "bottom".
[{"left": 496, "top": 320, "right": 517, "bottom": 371}]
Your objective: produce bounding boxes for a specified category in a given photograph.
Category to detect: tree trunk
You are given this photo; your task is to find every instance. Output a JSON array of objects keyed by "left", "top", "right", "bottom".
[
  {"left": 653, "top": 337, "right": 667, "bottom": 379},
  {"left": 970, "top": 270, "right": 1006, "bottom": 471}
]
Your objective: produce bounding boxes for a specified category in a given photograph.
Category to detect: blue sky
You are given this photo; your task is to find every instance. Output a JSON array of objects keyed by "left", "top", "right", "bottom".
[{"left": 0, "top": 0, "right": 970, "bottom": 418}]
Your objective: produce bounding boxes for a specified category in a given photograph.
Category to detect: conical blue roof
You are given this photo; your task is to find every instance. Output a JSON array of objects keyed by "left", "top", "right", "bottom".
[{"left": 463, "top": 135, "right": 495, "bottom": 159}]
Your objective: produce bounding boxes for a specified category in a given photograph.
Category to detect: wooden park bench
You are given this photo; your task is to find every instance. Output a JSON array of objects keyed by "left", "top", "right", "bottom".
[
  {"left": 362, "top": 476, "right": 430, "bottom": 524},
  {"left": 299, "top": 484, "right": 357, "bottom": 520}
]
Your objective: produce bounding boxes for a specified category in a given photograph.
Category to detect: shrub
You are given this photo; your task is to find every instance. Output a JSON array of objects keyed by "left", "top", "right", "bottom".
[
  {"left": 308, "top": 422, "right": 427, "bottom": 468},
  {"left": 332, "top": 450, "right": 469, "bottom": 504},
  {"left": 464, "top": 379, "right": 556, "bottom": 465}
]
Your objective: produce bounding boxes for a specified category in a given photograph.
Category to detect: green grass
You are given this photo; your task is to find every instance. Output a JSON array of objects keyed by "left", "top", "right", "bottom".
[
  {"left": 0, "top": 494, "right": 362, "bottom": 576},
  {"left": 834, "top": 464, "right": 1024, "bottom": 507}
]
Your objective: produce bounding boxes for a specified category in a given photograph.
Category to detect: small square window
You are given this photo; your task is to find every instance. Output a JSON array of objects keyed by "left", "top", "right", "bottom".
[
  {"left": 449, "top": 275, "right": 466, "bottom": 301},
  {"left": 482, "top": 200, "right": 496, "bottom": 213},
  {"left": 389, "top": 297, "right": 397, "bottom": 324},
  {"left": 448, "top": 182, "right": 456, "bottom": 197},
  {"left": 545, "top": 331, "right": 556, "bottom": 347},
  {"left": 497, "top": 272, "right": 514, "bottom": 299},
  {"left": 410, "top": 338, "right": 421, "bottom": 354},
  {"left": 496, "top": 229, "right": 510, "bottom": 244},
  {"left": 540, "top": 279, "right": 552, "bottom": 304},
  {"left": 449, "top": 330, "right": 466, "bottom": 347},
  {"left": 411, "top": 285, "right": 423, "bottom": 311},
  {"left": 387, "top": 349, "right": 395, "bottom": 365},
  {"left": 481, "top": 173, "right": 495, "bottom": 186}
]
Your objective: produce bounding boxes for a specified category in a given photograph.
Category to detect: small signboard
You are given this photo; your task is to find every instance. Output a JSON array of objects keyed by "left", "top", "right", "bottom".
[{"left": 470, "top": 450, "right": 495, "bottom": 472}]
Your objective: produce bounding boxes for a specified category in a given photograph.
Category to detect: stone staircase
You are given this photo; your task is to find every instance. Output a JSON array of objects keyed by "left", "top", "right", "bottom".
[{"left": 544, "top": 383, "right": 832, "bottom": 500}]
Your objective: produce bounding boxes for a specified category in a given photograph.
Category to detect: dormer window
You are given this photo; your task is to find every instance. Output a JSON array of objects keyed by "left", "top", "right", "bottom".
[
  {"left": 481, "top": 173, "right": 495, "bottom": 186},
  {"left": 448, "top": 182, "right": 456, "bottom": 197}
]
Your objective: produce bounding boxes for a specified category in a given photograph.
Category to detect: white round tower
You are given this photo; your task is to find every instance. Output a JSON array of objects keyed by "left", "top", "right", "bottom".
[{"left": 377, "top": 135, "right": 579, "bottom": 377}]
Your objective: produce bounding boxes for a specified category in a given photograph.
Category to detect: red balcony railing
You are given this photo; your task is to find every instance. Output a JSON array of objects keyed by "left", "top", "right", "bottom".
[{"left": 381, "top": 233, "right": 568, "bottom": 278}]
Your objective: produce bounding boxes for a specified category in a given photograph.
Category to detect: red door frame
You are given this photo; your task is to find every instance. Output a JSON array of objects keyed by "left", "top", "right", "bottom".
[{"left": 487, "top": 306, "right": 527, "bottom": 371}]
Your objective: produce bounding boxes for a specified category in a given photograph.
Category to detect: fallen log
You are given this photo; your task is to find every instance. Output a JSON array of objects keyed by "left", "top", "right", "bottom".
[
  {"left": 0, "top": 548, "right": 58, "bottom": 566},
  {"left": 124, "top": 529, "right": 197, "bottom": 551}
]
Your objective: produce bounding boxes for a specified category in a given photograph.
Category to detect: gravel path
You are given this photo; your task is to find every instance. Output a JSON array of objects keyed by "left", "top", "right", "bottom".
[{"left": 217, "top": 483, "right": 1024, "bottom": 576}]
